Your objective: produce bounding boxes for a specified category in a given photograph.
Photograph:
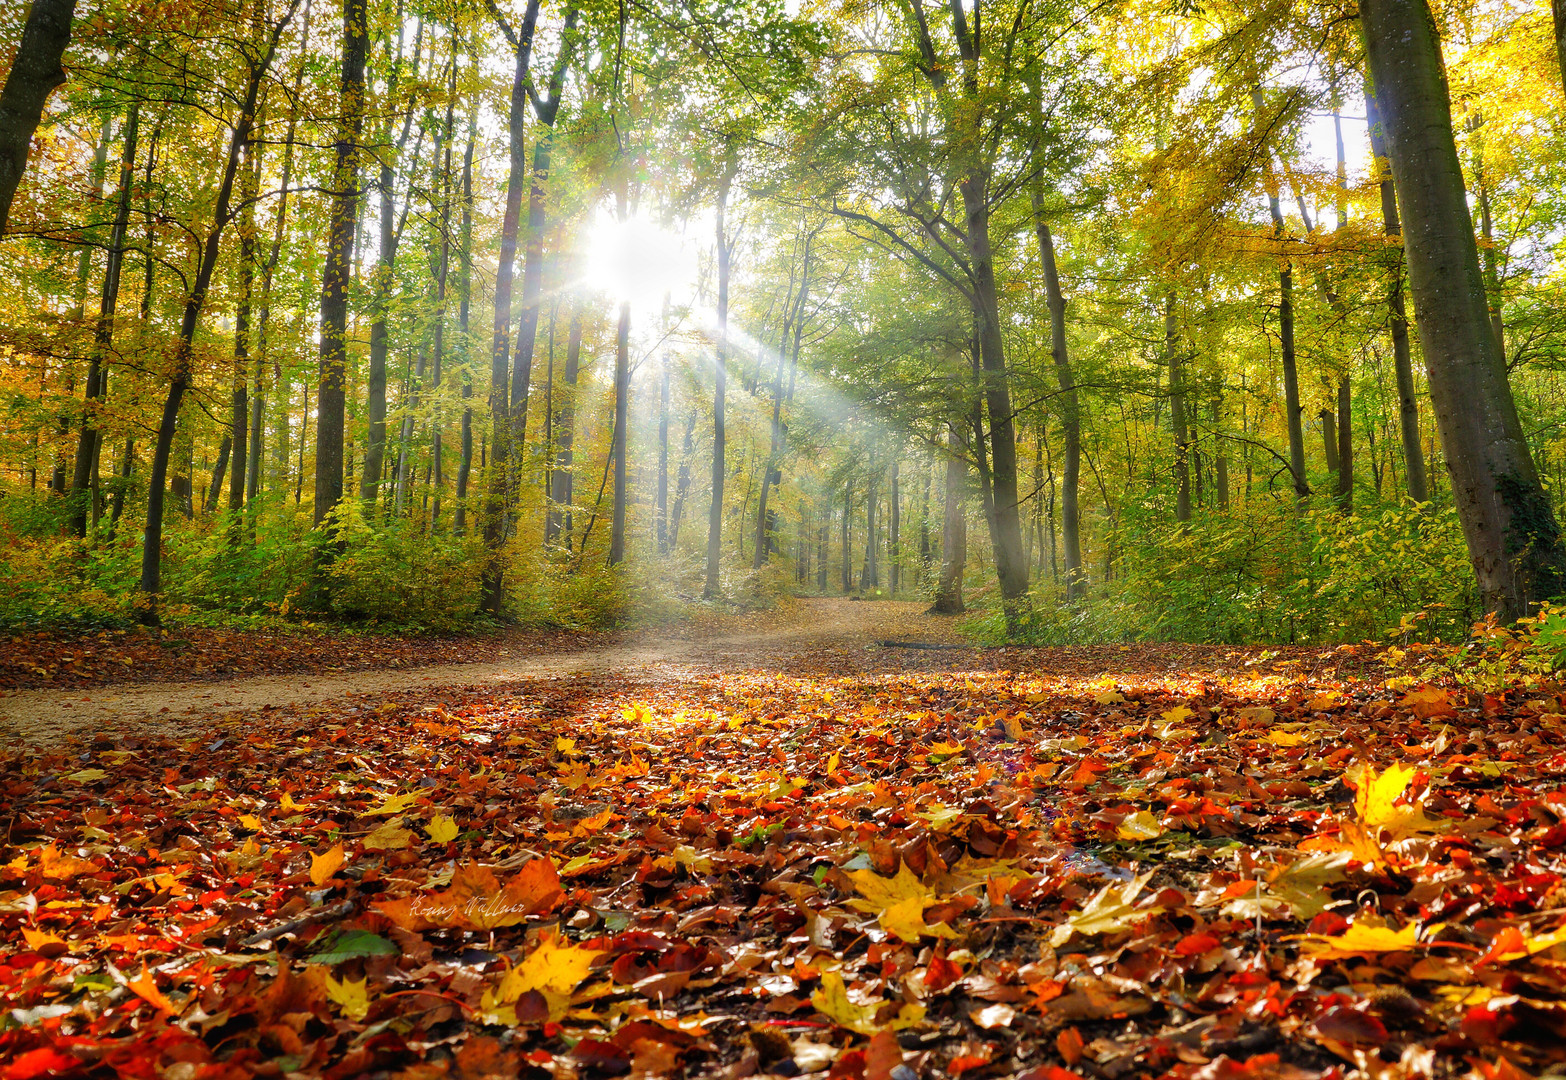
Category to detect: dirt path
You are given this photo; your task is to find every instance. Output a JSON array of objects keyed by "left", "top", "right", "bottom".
[{"left": 0, "top": 600, "right": 968, "bottom": 743}]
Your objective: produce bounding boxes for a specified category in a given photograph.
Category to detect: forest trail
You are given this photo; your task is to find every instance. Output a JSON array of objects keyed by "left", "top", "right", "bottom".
[
  {"left": 0, "top": 599, "right": 969, "bottom": 743},
  {"left": 0, "top": 598, "right": 1372, "bottom": 746}
]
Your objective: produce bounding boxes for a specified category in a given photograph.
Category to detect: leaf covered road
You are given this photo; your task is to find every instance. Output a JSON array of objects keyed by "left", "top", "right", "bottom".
[{"left": 2, "top": 602, "right": 1558, "bottom": 1079}]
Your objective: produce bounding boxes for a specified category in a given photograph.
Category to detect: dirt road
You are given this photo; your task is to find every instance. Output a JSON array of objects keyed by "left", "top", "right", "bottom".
[{"left": 0, "top": 600, "right": 970, "bottom": 743}]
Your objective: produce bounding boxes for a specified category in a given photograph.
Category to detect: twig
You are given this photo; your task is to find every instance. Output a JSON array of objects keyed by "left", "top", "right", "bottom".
[{"left": 239, "top": 899, "right": 354, "bottom": 946}]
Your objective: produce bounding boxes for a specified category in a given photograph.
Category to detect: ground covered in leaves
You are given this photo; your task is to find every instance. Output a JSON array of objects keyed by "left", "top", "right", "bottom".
[
  {"left": 0, "top": 626, "right": 602, "bottom": 693},
  {"left": 2, "top": 639, "right": 1562, "bottom": 1080}
]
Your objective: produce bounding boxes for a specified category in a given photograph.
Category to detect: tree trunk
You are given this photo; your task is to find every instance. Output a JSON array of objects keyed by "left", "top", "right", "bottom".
[
  {"left": 546, "top": 307, "right": 581, "bottom": 544},
  {"left": 1167, "top": 294, "right": 1191, "bottom": 523},
  {"left": 313, "top": 0, "right": 367, "bottom": 530},
  {"left": 1336, "top": 375, "right": 1352, "bottom": 511},
  {"left": 228, "top": 128, "right": 257, "bottom": 520},
  {"left": 510, "top": 9, "right": 576, "bottom": 499},
  {"left": 1254, "top": 87, "right": 1308, "bottom": 504},
  {"left": 453, "top": 104, "right": 476, "bottom": 533},
  {"left": 481, "top": 0, "right": 542, "bottom": 614},
  {"left": 959, "top": 170, "right": 1028, "bottom": 624},
  {"left": 206, "top": 435, "right": 231, "bottom": 513},
  {"left": 68, "top": 99, "right": 138, "bottom": 537},
  {"left": 669, "top": 410, "right": 694, "bottom": 550},
  {"left": 860, "top": 470, "right": 878, "bottom": 590},
  {"left": 608, "top": 296, "right": 630, "bottom": 565},
  {"left": 139, "top": 5, "right": 295, "bottom": 618},
  {"left": 889, "top": 457, "right": 900, "bottom": 596},
  {"left": 1320, "top": 407, "right": 1339, "bottom": 474},
  {"left": 929, "top": 426, "right": 967, "bottom": 614},
  {"left": 656, "top": 353, "right": 669, "bottom": 553},
  {"left": 704, "top": 158, "right": 734, "bottom": 599},
  {"left": 1363, "top": 0, "right": 1566, "bottom": 619},
  {"left": 1365, "top": 76, "right": 1428, "bottom": 503},
  {"left": 1553, "top": 0, "right": 1566, "bottom": 99},
  {"left": 1032, "top": 212, "right": 1083, "bottom": 599},
  {"left": 0, "top": 0, "right": 76, "bottom": 234},
  {"left": 840, "top": 479, "right": 852, "bottom": 594}
]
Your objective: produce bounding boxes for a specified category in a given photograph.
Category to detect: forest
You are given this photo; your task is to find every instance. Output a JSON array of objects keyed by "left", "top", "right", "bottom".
[
  {"left": 11, "top": 1, "right": 1566, "bottom": 1079},
  {"left": 3, "top": 0, "right": 1562, "bottom": 645}
]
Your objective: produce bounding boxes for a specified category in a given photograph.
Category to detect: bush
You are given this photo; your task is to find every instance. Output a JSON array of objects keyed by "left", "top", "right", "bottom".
[
  {"left": 967, "top": 499, "right": 1479, "bottom": 646},
  {"left": 324, "top": 505, "right": 485, "bottom": 631}
]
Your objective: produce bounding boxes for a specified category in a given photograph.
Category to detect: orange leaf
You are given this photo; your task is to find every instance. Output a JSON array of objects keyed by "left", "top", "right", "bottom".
[
  {"left": 374, "top": 859, "right": 563, "bottom": 932},
  {"left": 1056, "top": 1027, "right": 1085, "bottom": 1065},
  {"left": 126, "top": 967, "right": 176, "bottom": 1015}
]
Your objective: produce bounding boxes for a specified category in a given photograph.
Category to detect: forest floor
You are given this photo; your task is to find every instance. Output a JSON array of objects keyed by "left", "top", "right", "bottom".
[{"left": 1, "top": 599, "right": 1560, "bottom": 1080}]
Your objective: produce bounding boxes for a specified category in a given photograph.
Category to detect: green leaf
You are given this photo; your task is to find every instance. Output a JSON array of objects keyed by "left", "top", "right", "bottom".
[{"left": 306, "top": 929, "right": 399, "bottom": 965}]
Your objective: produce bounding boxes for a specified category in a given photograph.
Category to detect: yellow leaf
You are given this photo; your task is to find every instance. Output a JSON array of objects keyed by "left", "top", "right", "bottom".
[
  {"left": 239, "top": 814, "right": 265, "bottom": 831},
  {"left": 1295, "top": 920, "right": 1440, "bottom": 959},
  {"left": 1349, "top": 762, "right": 1446, "bottom": 840},
  {"left": 555, "top": 736, "right": 579, "bottom": 755},
  {"left": 1264, "top": 729, "right": 1315, "bottom": 747},
  {"left": 65, "top": 768, "right": 107, "bottom": 783},
  {"left": 362, "top": 823, "right": 415, "bottom": 851},
  {"left": 811, "top": 970, "right": 926, "bottom": 1035},
  {"left": 1050, "top": 872, "right": 1164, "bottom": 946},
  {"left": 491, "top": 930, "right": 603, "bottom": 1020},
  {"left": 571, "top": 807, "right": 614, "bottom": 837},
  {"left": 1161, "top": 706, "right": 1194, "bottom": 725},
  {"left": 1115, "top": 811, "right": 1165, "bottom": 842},
  {"left": 848, "top": 863, "right": 954, "bottom": 943},
  {"left": 826, "top": 751, "right": 841, "bottom": 775},
  {"left": 1300, "top": 819, "right": 1388, "bottom": 868},
  {"left": 126, "top": 967, "right": 177, "bottom": 1014},
  {"left": 915, "top": 803, "right": 965, "bottom": 830},
  {"left": 1235, "top": 707, "right": 1275, "bottom": 724},
  {"left": 364, "top": 791, "right": 422, "bottom": 817},
  {"left": 325, "top": 974, "right": 370, "bottom": 1021},
  {"left": 926, "top": 741, "right": 965, "bottom": 760},
  {"left": 280, "top": 792, "right": 303, "bottom": 812},
  {"left": 1094, "top": 690, "right": 1126, "bottom": 705},
  {"left": 310, "top": 845, "right": 345, "bottom": 886},
  {"left": 425, "top": 815, "right": 460, "bottom": 844},
  {"left": 671, "top": 846, "right": 713, "bottom": 874}
]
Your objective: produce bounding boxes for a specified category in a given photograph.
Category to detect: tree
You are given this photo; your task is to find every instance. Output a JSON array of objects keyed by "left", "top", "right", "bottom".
[
  {"left": 0, "top": 0, "right": 77, "bottom": 235},
  {"left": 1362, "top": 0, "right": 1566, "bottom": 619}
]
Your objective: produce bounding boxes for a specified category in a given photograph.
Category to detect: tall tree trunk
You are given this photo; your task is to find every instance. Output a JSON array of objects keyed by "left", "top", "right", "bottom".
[
  {"left": 704, "top": 158, "right": 734, "bottom": 599},
  {"left": 1467, "top": 112, "right": 1507, "bottom": 356},
  {"left": 1320, "top": 406, "right": 1339, "bottom": 474},
  {"left": 453, "top": 103, "right": 476, "bottom": 533},
  {"left": 929, "top": 426, "right": 967, "bottom": 614},
  {"left": 1336, "top": 375, "right": 1352, "bottom": 511},
  {"left": 1363, "top": 0, "right": 1566, "bottom": 619},
  {"left": 546, "top": 308, "right": 581, "bottom": 544},
  {"left": 656, "top": 353, "right": 669, "bottom": 553},
  {"left": 481, "top": 0, "right": 541, "bottom": 614},
  {"left": 1032, "top": 212, "right": 1083, "bottom": 599},
  {"left": 1167, "top": 294, "right": 1191, "bottom": 523},
  {"left": 68, "top": 99, "right": 138, "bottom": 537},
  {"left": 1365, "top": 76, "right": 1428, "bottom": 503},
  {"left": 608, "top": 289, "right": 630, "bottom": 564},
  {"left": 860, "top": 469, "right": 878, "bottom": 590},
  {"left": 1212, "top": 396, "right": 1229, "bottom": 510},
  {"left": 889, "top": 457, "right": 900, "bottom": 596},
  {"left": 227, "top": 128, "right": 257, "bottom": 520},
  {"left": 959, "top": 170, "right": 1028, "bottom": 624},
  {"left": 206, "top": 434, "right": 231, "bottom": 512},
  {"left": 668, "top": 410, "right": 694, "bottom": 549},
  {"left": 314, "top": 0, "right": 367, "bottom": 530},
  {"left": 0, "top": 0, "right": 76, "bottom": 234},
  {"left": 1553, "top": 0, "right": 1566, "bottom": 99},
  {"left": 139, "top": 5, "right": 296, "bottom": 619},
  {"left": 840, "top": 478, "right": 852, "bottom": 594},
  {"left": 1254, "top": 87, "right": 1308, "bottom": 504},
  {"left": 510, "top": 7, "right": 577, "bottom": 504}
]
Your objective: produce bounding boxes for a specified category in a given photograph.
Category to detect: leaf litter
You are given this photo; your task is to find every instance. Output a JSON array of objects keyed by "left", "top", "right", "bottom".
[{"left": 1, "top": 643, "right": 1563, "bottom": 1079}]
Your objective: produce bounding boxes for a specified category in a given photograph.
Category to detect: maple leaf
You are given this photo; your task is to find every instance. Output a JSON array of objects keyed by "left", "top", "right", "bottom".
[
  {"left": 847, "top": 862, "right": 957, "bottom": 942},
  {"left": 484, "top": 930, "right": 603, "bottom": 1022},
  {"left": 1223, "top": 851, "right": 1352, "bottom": 920},
  {"left": 1349, "top": 762, "right": 1446, "bottom": 840},
  {"left": 811, "top": 971, "right": 926, "bottom": 1034},
  {"left": 363, "top": 790, "right": 422, "bottom": 816},
  {"left": 21, "top": 927, "right": 67, "bottom": 957},
  {"left": 375, "top": 859, "right": 563, "bottom": 932},
  {"left": 1295, "top": 919, "right": 1442, "bottom": 959},
  {"left": 34, "top": 845, "right": 97, "bottom": 881},
  {"left": 1050, "top": 871, "right": 1164, "bottom": 946},
  {"left": 309, "top": 844, "right": 345, "bottom": 885},
  {"left": 425, "top": 815, "right": 460, "bottom": 843},
  {"left": 325, "top": 973, "right": 370, "bottom": 1021}
]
